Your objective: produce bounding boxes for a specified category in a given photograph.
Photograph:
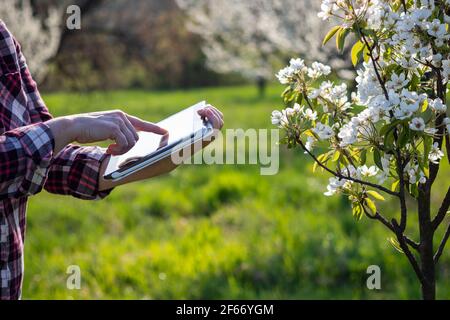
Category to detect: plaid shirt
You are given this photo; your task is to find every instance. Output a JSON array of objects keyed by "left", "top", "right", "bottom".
[{"left": 0, "top": 21, "right": 112, "bottom": 299}]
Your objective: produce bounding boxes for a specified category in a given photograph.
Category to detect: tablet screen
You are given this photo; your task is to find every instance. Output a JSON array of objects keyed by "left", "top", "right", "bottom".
[{"left": 104, "top": 101, "right": 207, "bottom": 176}]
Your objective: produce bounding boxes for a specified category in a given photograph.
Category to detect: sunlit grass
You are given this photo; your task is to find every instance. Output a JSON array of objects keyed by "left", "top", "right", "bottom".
[{"left": 23, "top": 85, "right": 450, "bottom": 299}]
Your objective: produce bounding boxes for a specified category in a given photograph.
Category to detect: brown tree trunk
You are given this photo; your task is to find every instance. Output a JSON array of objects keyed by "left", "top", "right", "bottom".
[
  {"left": 418, "top": 185, "right": 436, "bottom": 300},
  {"left": 256, "top": 76, "right": 267, "bottom": 98}
]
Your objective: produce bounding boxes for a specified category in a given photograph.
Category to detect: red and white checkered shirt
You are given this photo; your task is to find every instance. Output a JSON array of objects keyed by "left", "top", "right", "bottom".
[{"left": 0, "top": 21, "right": 112, "bottom": 299}]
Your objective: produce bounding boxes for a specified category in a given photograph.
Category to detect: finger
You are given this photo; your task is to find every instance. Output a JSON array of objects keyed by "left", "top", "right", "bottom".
[
  {"left": 107, "top": 125, "right": 129, "bottom": 155},
  {"left": 205, "top": 109, "right": 222, "bottom": 129},
  {"left": 208, "top": 107, "right": 224, "bottom": 127},
  {"left": 198, "top": 106, "right": 224, "bottom": 124},
  {"left": 197, "top": 108, "right": 209, "bottom": 118},
  {"left": 121, "top": 114, "right": 139, "bottom": 141},
  {"left": 126, "top": 114, "right": 167, "bottom": 135},
  {"left": 117, "top": 119, "right": 137, "bottom": 150},
  {"left": 206, "top": 107, "right": 223, "bottom": 129},
  {"left": 206, "top": 105, "right": 223, "bottom": 118}
]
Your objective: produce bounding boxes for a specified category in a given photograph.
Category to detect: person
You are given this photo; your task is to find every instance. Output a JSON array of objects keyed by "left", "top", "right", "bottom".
[{"left": 0, "top": 20, "right": 223, "bottom": 299}]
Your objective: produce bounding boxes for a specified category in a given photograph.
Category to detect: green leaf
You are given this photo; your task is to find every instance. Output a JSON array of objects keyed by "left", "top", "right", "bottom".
[
  {"left": 282, "top": 86, "right": 291, "bottom": 97},
  {"left": 388, "top": 237, "right": 404, "bottom": 253},
  {"left": 351, "top": 40, "right": 365, "bottom": 66},
  {"left": 398, "top": 124, "right": 410, "bottom": 148},
  {"left": 421, "top": 99, "right": 428, "bottom": 112},
  {"left": 312, "top": 161, "right": 319, "bottom": 173},
  {"left": 283, "top": 90, "right": 297, "bottom": 104},
  {"left": 296, "top": 92, "right": 304, "bottom": 105},
  {"left": 364, "top": 198, "right": 377, "bottom": 215},
  {"left": 323, "top": 26, "right": 341, "bottom": 46},
  {"left": 410, "top": 183, "right": 419, "bottom": 198},
  {"left": 373, "top": 149, "right": 383, "bottom": 170},
  {"left": 423, "top": 135, "right": 433, "bottom": 161},
  {"left": 359, "top": 149, "right": 367, "bottom": 165},
  {"left": 379, "top": 120, "right": 401, "bottom": 137},
  {"left": 384, "top": 130, "right": 395, "bottom": 150},
  {"left": 391, "top": 180, "right": 400, "bottom": 192},
  {"left": 409, "top": 73, "right": 420, "bottom": 91},
  {"left": 352, "top": 203, "right": 363, "bottom": 221},
  {"left": 332, "top": 151, "right": 341, "bottom": 162},
  {"left": 336, "top": 28, "right": 350, "bottom": 52},
  {"left": 367, "top": 190, "right": 385, "bottom": 201}
]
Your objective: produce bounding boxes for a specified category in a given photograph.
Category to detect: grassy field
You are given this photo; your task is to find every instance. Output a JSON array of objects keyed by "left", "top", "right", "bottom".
[{"left": 23, "top": 85, "right": 450, "bottom": 299}]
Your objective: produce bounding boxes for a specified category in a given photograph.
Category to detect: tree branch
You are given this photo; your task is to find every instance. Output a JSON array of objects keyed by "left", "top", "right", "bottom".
[
  {"left": 360, "top": 32, "right": 408, "bottom": 231},
  {"left": 428, "top": 65, "right": 447, "bottom": 186},
  {"left": 396, "top": 156, "right": 408, "bottom": 232},
  {"left": 432, "top": 186, "right": 450, "bottom": 230},
  {"left": 391, "top": 219, "right": 425, "bottom": 283},
  {"left": 446, "top": 133, "right": 450, "bottom": 165},
  {"left": 362, "top": 206, "right": 419, "bottom": 250},
  {"left": 434, "top": 222, "right": 450, "bottom": 264},
  {"left": 295, "top": 137, "right": 400, "bottom": 197}
]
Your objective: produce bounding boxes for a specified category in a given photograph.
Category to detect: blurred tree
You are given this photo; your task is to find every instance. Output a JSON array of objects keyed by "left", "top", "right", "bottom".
[
  {"left": 176, "top": 0, "right": 348, "bottom": 96},
  {"left": 43, "top": 0, "right": 224, "bottom": 91},
  {"left": 0, "top": 0, "right": 62, "bottom": 82}
]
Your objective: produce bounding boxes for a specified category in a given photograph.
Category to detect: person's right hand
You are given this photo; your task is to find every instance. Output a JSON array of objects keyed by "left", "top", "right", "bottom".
[{"left": 46, "top": 110, "right": 167, "bottom": 155}]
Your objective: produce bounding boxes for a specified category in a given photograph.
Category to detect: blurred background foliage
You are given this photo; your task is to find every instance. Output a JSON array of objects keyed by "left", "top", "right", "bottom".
[
  {"left": 24, "top": 86, "right": 450, "bottom": 299},
  {"left": 0, "top": 0, "right": 448, "bottom": 299},
  {"left": 32, "top": 0, "right": 244, "bottom": 91}
]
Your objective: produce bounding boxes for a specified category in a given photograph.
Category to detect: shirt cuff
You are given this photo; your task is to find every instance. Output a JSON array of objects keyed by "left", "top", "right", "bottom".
[
  {"left": 5, "top": 122, "right": 54, "bottom": 196},
  {"left": 60, "top": 145, "right": 114, "bottom": 200}
]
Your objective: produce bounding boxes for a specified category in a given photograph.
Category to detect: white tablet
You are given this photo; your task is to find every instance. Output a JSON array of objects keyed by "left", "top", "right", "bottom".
[{"left": 103, "top": 101, "right": 214, "bottom": 181}]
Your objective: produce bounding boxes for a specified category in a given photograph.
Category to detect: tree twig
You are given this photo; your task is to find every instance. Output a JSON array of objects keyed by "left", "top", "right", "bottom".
[
  {"left": 434, "top": 222, "right": 450, "bottom": 264},
  {"left": 295, "top": 137, "right": 400, "bottom": 197},
  {"left": 391, "top": 219, "right": 425, "bottom": 282},
  {"left": 362, "top": 206, "right": 419, "bottom": 250},
  {"left": 432, "top": 186, "right": 450, "bottom": 230},
  {"left": 360, "top": 32, "right": 408, "bottom": 231}
]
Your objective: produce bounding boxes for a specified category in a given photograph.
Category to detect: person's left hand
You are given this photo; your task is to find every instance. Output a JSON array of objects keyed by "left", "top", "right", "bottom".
[{"left": 197, "top": 105, "right": 224, "bottom": 130}]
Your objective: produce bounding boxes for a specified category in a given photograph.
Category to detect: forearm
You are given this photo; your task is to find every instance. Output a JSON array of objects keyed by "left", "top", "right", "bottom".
[{"left": 45, "top": 117, "right": 76, "bottom": 154}]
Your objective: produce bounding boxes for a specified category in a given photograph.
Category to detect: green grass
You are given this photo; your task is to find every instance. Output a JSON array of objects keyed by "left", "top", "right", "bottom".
[{"left": 23, "top": 85, "right": 450, "bottom": 299}]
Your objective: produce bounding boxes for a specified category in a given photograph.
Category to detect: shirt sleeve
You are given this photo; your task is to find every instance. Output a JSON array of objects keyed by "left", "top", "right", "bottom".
[
  {"left": 0, "top": 122, "right": 54, "bottom": 200},
  {"left": 11, "top": 23, "right": 112, "bottom": 200},
  {"left": 0, "top": 21, "right": 113, "bottom": 201},
  {"left": 44, "top": 145, "right": 113, "bottom": 200}
]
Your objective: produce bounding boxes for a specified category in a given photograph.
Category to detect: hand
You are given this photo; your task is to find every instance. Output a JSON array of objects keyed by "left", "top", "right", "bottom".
[
  {"left": 197, "top": 105, "right": 224, "bottom": 130},
  {"left": 47, "top": 110, "right": 167, "bottom": 155},
  {"left": 98, "top": 105, "right": 224, "bottom": 191}
]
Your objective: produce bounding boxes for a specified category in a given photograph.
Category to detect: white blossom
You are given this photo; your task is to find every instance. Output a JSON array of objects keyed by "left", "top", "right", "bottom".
[
  {"left": 444, "top": 117, "right": 450, "bottom": 134},
  {"left": 386, "top": 73, "right": 409, "bottom": 91},
  {"left": 271, "top": 110, "right": 283, "bottom": 126},
  {"left": 302, "top": 108, "right": 318, "bottom": 121},
  {"left": 429, "top": 98, "right": 447, "bottom": 113},
  {"left": 409, "top": 117, "right": 426, "bottom": 131},
  {"left": 304, "top": 136, "right": 316, "bottom": 153},
  {"left": 307, "top": 62, "right": 331, "bottom": 79},
  {"left": 313, "top": 123, "right": 333, "bottom": 140},
  {"left": 429, "top": 142, "right": 444, "bottom": 164},
  {"left": 424, "top": 19, "right": 447, "bottom": 38},
  {"left": 324, "top": 177, "right": 349, "bottom": 196},
  {"left": 359, "top": 165, "right": 378, "bottom": 178}
]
